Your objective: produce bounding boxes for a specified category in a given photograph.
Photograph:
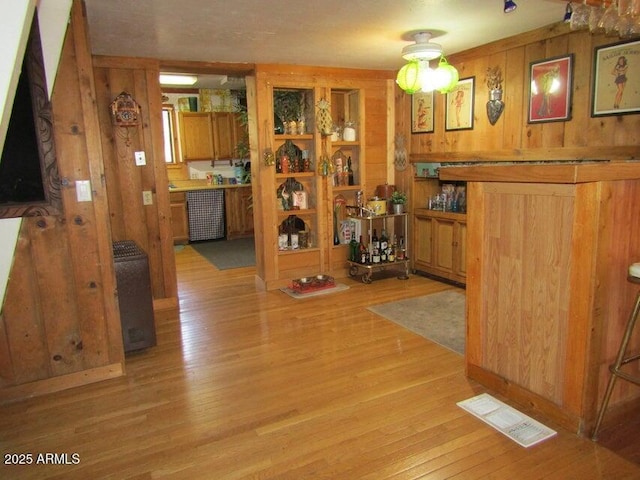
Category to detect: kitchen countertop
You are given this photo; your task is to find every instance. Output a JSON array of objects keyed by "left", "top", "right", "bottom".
[{"left": 168, "top": 180, "right": 251, "bottom": 192}]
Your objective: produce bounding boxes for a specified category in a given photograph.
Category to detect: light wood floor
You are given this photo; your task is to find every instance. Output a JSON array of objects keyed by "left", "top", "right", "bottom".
[{"left": 1, "top": 245, "right": 639, "bottom": 479}]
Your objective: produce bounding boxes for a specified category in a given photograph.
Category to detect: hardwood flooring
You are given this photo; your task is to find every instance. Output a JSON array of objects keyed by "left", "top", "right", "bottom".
[{"left": 1, "top": 245, "right": 639, "bottom": 479}]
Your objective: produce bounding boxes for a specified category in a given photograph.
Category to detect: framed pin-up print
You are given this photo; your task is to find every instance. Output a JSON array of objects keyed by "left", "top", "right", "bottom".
[
  {"left": 528, "top": 54, "right": 573, "bottom": 123},
  {"left": 445, "top": 77, "right": 474, "bottom": 131},
  {"left": 592, "top": 39, "right": 640, "bottom": 117},
  {"left": 411, "top": 91, "right": 434, "bottom": 133}
]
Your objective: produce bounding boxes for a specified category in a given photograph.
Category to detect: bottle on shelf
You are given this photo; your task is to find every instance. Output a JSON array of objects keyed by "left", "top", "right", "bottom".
[
  {"left": 349, "top": 227, "right": 359, "bottom": 262},
  {"left": 358, "top": 235, "right": 369, "bottom": 264},
  {"left": 371, "top": 229, "right": 381, "bottom": 264},
  {"left": 380, "top": 229, "right": 388, "bottom": 263},
  {"left": 397, "top": 236, "right": 406, "bottom": 261},
  {"left": 389, "top": 235, "right": 397, "bottom": 263},
  {"left": 347, "top": 156, "right": 354, "bottom": 186}
]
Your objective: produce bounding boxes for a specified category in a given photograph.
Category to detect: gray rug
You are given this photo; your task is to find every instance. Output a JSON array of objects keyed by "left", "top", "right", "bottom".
[
  {"left": 191, "top": 237, "right": 255, "bottom": 270},
  {"left": 367, "top": 289, "right": 466, "bottom": 355}
]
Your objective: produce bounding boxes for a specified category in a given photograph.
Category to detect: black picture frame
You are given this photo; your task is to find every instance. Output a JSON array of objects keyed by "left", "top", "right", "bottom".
[
  {"left": 528, "top": 54, "right": 574, "bottom": 123},
  {"left": 445, "top": 77, "right": 475, "bottom": 131},
  {"left": 592, "top": 39, "right": 640, "bottom": 117}
]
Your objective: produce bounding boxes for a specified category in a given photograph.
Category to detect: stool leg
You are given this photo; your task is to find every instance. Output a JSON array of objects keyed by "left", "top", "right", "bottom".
[{"left": 591, "top": 289, "right": 640, "bottom": 441}]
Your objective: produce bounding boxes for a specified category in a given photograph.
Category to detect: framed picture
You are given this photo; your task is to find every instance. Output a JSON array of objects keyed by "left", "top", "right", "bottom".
[
  {"left": 411, "top": 91, "right": 434, "bottom": 133},
  {"left": 445, "top": 77, "right": 475, "bottom": 131},
  {"left": 528, "top": 54, "right": 573, "bottom": 123},
  {"left": 592, "top": 39, "right": 640, "bottom": 117}
]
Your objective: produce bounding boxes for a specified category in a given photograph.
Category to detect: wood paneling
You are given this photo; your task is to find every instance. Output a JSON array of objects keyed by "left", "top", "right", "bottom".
[
  {"left": 0, "top": 0, "right": 124, "bottom": 398},
  {"left": 408, "top": 27, "right": 640, "bottom": 163},
  {"left": 463, "top": 177, "right": 640, "bottom": 434},
  {"left": 92, "top": 56, "right": 178, "bottom": 307}
]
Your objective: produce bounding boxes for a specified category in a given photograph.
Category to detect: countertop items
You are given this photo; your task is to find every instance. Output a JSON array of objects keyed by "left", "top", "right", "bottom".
[{"left": 168, "top": 179, "right": 251, "bottom": 192}]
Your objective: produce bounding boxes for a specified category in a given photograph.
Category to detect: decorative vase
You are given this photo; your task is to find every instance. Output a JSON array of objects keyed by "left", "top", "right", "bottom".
[
  {"left": 393, "top": 203, "right": 404, "bottom": 214},
  {"left": 486, "top": 89, "right": 504, "bottom": 126}
]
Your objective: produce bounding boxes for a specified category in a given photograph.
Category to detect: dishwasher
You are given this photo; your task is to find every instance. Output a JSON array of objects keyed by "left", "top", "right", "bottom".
[{"left": 187, "top": 189, "right": 225, "bottom": 241}]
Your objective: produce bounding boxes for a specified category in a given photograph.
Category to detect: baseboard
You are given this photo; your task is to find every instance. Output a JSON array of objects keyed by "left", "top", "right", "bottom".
[
  {"left": 0, "top": 362, "right": 124, "bottom": 405},
  {"left": 466, "top": 363, "right": 581, "bottom": 434}
]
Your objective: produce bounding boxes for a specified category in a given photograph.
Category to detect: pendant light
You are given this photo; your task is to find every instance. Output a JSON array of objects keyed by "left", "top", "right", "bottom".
[{"left": 396, "top": 31, "right": 459, "bottom": 95}]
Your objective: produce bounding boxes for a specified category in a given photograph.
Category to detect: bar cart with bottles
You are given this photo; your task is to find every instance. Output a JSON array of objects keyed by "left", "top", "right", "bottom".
[{"left": 346, "top": 210, "right": 410, "bottom": 284}]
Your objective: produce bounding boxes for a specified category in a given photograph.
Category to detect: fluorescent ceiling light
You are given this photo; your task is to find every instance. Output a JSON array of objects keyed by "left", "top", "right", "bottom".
[{"left": 159, "top": 74, "right": 198, "bottom": 86}]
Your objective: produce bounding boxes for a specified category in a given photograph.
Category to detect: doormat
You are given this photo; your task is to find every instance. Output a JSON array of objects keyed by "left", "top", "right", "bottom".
[
  {"left": 457, "top": 393, "right": 557, "bottom": 448},
  {"left": 367, "top": 289, "right": 465, "bottom": 355},
  {"left": 191, "top": 237, "right": 255, "bottom": 270},
  {"left": 280, "top": 283, "right": 349, "bottom": 299}
]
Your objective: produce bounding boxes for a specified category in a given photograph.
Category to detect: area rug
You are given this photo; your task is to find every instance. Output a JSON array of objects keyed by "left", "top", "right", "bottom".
[
  {"left": 280, "top": 283, "right": 349, "bottom": 299},
  {"left": 191, "top": 237, "right": 255, "bottom": 270},
  {"left": 457, "top": 393, "right": 557, "bottom": 448},
  {"left": 367, "top": 289, "right": 465, "bottom": 355}
]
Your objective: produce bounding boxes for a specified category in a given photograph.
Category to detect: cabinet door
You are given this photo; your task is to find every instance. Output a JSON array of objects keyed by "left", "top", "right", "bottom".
[
  {"left": 169, "top": 192, "right": 189, "bottom": 244},
  {"left": 414, "top": 215, "right": 433, "bottom": 267},
  {"left": 434, "top": 218, "right": 455, "bottom": 272},
  {"left": 179, "top": 113, "right": 214, "bottom": 160},
  {"left": 212, "top": 113, "right": 236, "bottom": 160},
  {"left": 225, "top": 187, "right": 254, "bottom": 240}
]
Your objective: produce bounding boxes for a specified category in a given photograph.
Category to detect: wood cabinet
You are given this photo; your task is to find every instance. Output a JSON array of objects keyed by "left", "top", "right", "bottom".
[
  {"left": 169, "top": 191, "right": 189, "bottom": 244},
  {"left": 225, "top": 186, "right": 254, "bottom": 240},
  {"left": 413, "top": 209, "right": 466, "bottom": 284},
  {"left": 178, "top": 112, "right": 242, "bottom": 161}
]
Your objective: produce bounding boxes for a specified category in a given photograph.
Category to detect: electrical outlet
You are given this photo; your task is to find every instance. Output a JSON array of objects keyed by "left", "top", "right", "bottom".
[
  {"left": 134, "top": 151, "right": 146, "bottom": 166},
  {"left": 76, "top": 180, "right": 92, "bottom": 202},
  {"left": 142, "top": 190, "right": 153, "bottom": 205}
]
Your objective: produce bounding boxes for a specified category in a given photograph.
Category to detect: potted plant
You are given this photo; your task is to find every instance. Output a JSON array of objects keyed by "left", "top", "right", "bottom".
[{"left": 391, "top": 190, "right": 408, "bottom": 214}]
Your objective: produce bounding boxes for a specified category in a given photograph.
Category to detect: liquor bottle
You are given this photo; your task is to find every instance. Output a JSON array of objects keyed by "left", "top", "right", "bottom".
[
  {"left": 371, "top": 229, "right": 381, "bottom": 264},
  {"left": 388, "top": 235, "right": 397, "bottom": 262},
  {"left": 347, "top": 156, "right": 355, "bottom": 186},
  {"left": 397, "top": 236, "right": 406, "bottom": 261},
  {"left": 358, "top": 235, "right": 368, "bottom": 264},
  {"left": 380, "top": 229, "right": 388, "bottom": 262},
  {"left": 349, "top": 228, "right": 359, "bottom": 262}
]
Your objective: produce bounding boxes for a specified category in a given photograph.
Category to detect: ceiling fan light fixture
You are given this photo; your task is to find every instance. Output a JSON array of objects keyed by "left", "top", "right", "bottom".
[
  {"left": 396, "top": 60, "right": 422, "bottom": 94},
  {"left": 504, "top": 0, "right": 517, "bottom": 13},
  {"left": 401, "top": 32, "right": 443, "bottom": 61},
  {"left": 432, "top": 56, "right": 459, "bottom": 94},
  {"left": 159, "top": 74, "right": 198, "bottom": 86}
]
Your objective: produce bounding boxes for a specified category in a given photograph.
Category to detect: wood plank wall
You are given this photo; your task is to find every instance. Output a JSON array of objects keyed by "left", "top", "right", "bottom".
[
  {"left": 91, "top": 56, "right": 178, "bottom": 311},
  {"left": 404, "top": 23, "right": 640, "bottom": 162},
  {"left": 0, "top": 0, "right": 124, "bottom": 400}
]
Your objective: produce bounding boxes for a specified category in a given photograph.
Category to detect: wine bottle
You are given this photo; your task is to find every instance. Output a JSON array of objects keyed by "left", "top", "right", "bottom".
[
  {"left": 347, "top": 156, "right": 355, "bottom": 186},
  {"left": 380, "top": 229, "right": 388, "bottom": 262},
  {"left": 349, "top": 228, "right": 359, "bottom": 262},
  {"left": 371, "top": 229, "right": 380, "bottom": 264},
  {"left": 358, "top": 235, "right": 369, "bottom": 264}
]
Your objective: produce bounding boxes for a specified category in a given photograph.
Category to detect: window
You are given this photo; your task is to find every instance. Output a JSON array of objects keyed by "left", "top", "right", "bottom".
[{"left": 162, "top": 105, "right": 179, "bottom": 164}]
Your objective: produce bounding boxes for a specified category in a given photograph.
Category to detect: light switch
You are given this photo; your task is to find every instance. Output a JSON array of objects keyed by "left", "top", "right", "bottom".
[
  {"left": 76, "top": 180, "right": 92, "bottom": 202},
  {"left": 142, "top": 190, "right": 153, "bottom": 205},
  {"left": 135, "top": 151, "right": 146, "bottom": 166}
]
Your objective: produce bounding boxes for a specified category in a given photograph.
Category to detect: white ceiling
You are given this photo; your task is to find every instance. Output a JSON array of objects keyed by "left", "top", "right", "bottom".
[{"left": 83, "top": 0, "right": 569, "bottom": 87}]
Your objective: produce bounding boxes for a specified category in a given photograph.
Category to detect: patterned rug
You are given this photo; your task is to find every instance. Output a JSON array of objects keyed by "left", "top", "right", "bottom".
[{"left": 367, "top": 289, "right": 466, "bottom": 355}]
